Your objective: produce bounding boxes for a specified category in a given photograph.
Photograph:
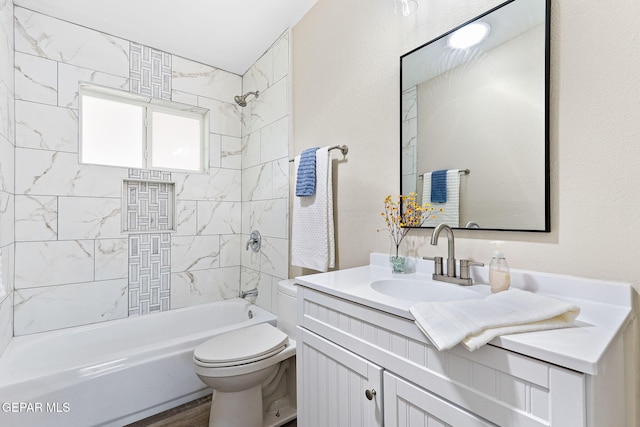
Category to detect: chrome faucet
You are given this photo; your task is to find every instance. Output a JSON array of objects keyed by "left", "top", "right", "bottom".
[
  {"left": 241, "top": 288, "right": 258, "bottom": 299},
  {"left": 425, "top": 223, "right": 483, "bottom": 286},
  {"left": 431, "top": 223, "right": 457, "bottom": 277},
  {"left": 246, "top": 230, "right": 261, "bottom": 252}
]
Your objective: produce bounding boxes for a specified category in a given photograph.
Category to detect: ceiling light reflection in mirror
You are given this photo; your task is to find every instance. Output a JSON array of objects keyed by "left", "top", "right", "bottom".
[{"left": 448, "top": 22, "right": 491, "bottom": 49}]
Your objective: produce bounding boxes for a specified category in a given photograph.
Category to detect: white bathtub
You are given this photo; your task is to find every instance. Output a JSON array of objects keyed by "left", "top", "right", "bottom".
[{"left": 0, "top": 298, "right": 276, "bottom": 427}]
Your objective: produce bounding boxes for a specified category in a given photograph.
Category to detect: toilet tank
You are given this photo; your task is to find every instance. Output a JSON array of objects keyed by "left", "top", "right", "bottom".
[{"left": 277, "top": 279, "right": 298, "bottom": 338}]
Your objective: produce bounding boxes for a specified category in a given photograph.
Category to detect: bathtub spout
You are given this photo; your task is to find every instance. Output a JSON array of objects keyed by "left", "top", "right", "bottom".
[{"left": 241, "top": 288, "right": 258, "bottom": 299}]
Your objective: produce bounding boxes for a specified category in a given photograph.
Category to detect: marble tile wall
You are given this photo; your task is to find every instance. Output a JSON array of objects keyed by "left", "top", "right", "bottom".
[
  {"left": 169, "top": 54, "right": 245, "bottom": 310},
  {"left": 0, "top": 0, "right": 15, "bottom": 355},
  {"left": 13, "top": 7, "right": 131, "bottom": 335},
  {"left": 10, "top": 7, "right": 250, "bottom": 334},
  {"left": 240, "top": 31, "right": 291, "bottom": 312}
]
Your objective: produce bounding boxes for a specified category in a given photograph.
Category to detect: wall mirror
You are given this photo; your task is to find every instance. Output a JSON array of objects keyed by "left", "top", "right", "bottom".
[{"left": 400, "top": 0, "right": 550, "bottom": 231}]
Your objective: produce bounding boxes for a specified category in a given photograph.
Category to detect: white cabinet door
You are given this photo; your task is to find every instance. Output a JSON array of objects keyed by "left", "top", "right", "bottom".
[
  {"left": 298, "top": 327, "right": 383, "bottom": 427},
  {"left": 384, "top": 372, "right": 497, "bottom": 427}
]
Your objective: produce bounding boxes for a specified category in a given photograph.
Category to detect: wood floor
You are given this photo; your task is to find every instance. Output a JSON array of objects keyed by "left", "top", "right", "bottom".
[{"left": 124, "top": 395, "right": 297, "bottom": 427}]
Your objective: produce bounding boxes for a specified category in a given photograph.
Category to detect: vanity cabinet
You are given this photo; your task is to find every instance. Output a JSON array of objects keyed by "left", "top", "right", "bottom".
[{"left": 297, "top": 287, "right": 589, "bottom": 427}]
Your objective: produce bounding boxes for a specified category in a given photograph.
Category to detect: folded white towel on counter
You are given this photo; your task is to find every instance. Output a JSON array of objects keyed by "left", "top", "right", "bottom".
[
  {"left": 409, "top": 288, "right": 580, "bottom": 351},
  {"left": 291, "top": 146, "right": 335, "bottom": 272}
]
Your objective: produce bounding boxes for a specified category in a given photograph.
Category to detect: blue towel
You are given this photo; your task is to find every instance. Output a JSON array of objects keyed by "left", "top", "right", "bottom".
[
  {"left": 431, "top": 170, "right": 448, "bottom": 203},
  {"left": 296, "top": 147, "right": 319, "bottom": 197}
]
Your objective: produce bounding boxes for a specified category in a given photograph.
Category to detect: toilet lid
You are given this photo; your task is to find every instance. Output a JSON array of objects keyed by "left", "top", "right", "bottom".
[{"left": 194, "top": 323, "right": 288, "bottom": 366}]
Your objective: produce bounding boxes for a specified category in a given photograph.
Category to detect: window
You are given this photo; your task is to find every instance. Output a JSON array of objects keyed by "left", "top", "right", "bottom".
[
  {"left": 150, "top": 110, "right": 202, "bottom": 171},
  {"left": 80, "top": 84, "right": 209, "bottom": 173},
  {"left": 81, "top": 93, "right": 145, "bottom": 168}
]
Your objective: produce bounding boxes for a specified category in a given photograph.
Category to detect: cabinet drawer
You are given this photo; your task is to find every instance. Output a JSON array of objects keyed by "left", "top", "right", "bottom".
[
  {"left": 384, "top": 372, "right": 497, "bottom": 427},
  {"left": 299, "top": 287, "right": 586, "bottom": 426}
]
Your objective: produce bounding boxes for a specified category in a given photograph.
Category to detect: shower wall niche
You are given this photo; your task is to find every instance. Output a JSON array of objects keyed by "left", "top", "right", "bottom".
[{"left": 123, "top": 177, "right": 175, "bottom": 233}]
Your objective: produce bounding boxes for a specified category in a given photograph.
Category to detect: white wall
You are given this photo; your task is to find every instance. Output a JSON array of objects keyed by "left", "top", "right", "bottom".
[
  {"left": 291, "top": 0, "right": 640, "bottom": 292},
  {"left": 292, "top": 2, "right": 640, "bottom": 420}
]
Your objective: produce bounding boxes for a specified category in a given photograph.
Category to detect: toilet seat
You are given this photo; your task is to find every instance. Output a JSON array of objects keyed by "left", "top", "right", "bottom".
[{"left": 194, "top": 323, "right": 288, "bottom": 368}]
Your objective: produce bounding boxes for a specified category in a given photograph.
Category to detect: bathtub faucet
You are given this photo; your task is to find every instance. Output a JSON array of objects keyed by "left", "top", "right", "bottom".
[{"left": 241, "top": 288, "right": 258, "bottom": 299}]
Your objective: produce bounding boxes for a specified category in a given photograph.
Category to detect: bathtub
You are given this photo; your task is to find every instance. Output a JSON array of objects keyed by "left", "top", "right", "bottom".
[{"left": 0, "top": 298, "right": 276, "bottom": 427}]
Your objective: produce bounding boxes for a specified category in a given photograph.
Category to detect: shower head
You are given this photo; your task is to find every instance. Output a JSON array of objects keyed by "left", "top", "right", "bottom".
[{"left": 234, "top": 90, "right": 259, "bottom": 107}]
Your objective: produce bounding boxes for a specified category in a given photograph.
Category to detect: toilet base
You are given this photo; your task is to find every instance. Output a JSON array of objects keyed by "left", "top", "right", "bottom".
[
  {"left": 263, "top": 404, "right": 296, "bottom": 427},
  {"left": 208, "top": 389, "right": 296, "bottom": 427},
  {"left": 209, "top": 385, "right": 263, "bottom": 427}
]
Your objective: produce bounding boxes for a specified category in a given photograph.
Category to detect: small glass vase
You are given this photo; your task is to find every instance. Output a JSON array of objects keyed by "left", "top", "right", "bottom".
[
  {"left": 389, "top": 241, "right": 407, "bottom": 273},
  {"left": 389, "top": 254, "right": 406, "bottom": 273}
]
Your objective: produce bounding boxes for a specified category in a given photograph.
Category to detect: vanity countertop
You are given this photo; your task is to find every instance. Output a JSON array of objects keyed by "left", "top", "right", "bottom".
[{"left": 294, "top": 253, "right": 636, "bottom": 375}]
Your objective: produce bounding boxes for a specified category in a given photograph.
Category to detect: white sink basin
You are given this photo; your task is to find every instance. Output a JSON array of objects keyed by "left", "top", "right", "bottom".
[{"left": 370, "top": 279, "right": 483, "bottom": 302}]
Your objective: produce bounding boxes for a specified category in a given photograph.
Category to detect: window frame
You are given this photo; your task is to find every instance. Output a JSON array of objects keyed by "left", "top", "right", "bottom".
[{"left": 79, "top": 83, "right": 210, "bottom": 173}]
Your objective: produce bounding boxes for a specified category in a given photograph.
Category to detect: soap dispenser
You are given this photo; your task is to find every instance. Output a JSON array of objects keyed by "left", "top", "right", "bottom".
[{"left": 489, "top": 241, "right": 510, "bottom": 293}]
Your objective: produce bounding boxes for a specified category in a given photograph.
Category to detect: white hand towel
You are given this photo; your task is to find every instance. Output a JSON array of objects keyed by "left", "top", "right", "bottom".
[
  {"left": 421, "top": 169, "right": 461, "bottom": 227},
  {"left": 409, "top": 288, "right": 580, "bottom": 351},
  {"left": 291, "top": 147, "right": 335, "bottom": 272}
]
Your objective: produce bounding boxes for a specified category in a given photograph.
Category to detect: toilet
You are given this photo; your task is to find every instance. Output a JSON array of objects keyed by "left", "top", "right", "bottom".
[{"left": 193, "top": 280, "right": 298, "bottom": 427}]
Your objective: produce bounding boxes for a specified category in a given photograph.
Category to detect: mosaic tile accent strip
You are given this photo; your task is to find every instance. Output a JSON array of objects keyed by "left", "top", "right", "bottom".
[
  {"left": 128, "top": 233, "right": 171, "bottom": 315},
  {"left": 128, "top": 169, "right": 172, "bottom": 182},
  {"left": 130, "top": 42, "right": 172, "bottom": 100},
  {"left": 123, "top": 179, "right": 175, "bottom": 232},
  {"left": 125, "top": 171, "right": 174, "bottom": 314}
]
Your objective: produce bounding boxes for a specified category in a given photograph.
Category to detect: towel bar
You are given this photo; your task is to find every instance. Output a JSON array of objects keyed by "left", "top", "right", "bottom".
[
  {"left": 419, "top": 169, "right": 469, "bottom": 178},
  {"left": 289, "top": 145, "right": 348, "bottom": 162}
]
